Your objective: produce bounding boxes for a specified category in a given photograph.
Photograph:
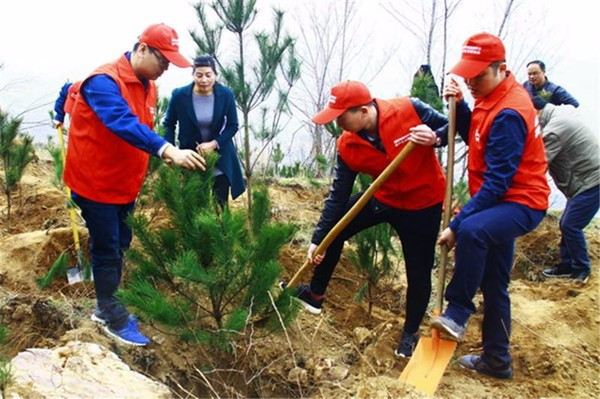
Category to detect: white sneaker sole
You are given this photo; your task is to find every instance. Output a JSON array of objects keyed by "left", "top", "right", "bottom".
[
  {"left": 102, "top": 325, "right": 149, "bottom": 346},
  {"left": 293, "top": 297, "right": 322, "bottom": 315},
  {"left": 91, "top": 313, "right": 107, "bottom": 325}
]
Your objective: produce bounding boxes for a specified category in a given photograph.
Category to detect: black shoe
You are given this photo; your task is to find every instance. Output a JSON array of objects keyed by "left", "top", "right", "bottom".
[
  {"left": 458, "top": 354, "right": 513, "bottom": 380},
  {"left": 394, "top": 331, "right": 419, "bottom": 358},
  {"left": 279, "top": 282, "right": 324, "bottom": 314},
  {"left": 295, "top": 284, "right": 324, "bottom": 314},
  {"left": 570, "top": 271, "right": 590, "bottom": 283},
  {"left": 541, "top": 264, "right": 573, "bottom": 278}
]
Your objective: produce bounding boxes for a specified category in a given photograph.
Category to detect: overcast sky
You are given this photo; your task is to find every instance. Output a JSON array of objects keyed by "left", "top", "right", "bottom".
[{"left": 1, "top": 0, "right": 597, "bottom": 133}]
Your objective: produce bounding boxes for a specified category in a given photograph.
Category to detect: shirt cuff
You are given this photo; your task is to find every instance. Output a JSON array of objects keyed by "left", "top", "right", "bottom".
[{"left": 157, "top": 143, "right": 171, "bottom": 158}]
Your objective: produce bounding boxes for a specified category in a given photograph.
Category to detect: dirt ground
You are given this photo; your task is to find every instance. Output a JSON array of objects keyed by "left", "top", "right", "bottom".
[{"left": 0, "top": 158, "right": 598, "bottom": 398}]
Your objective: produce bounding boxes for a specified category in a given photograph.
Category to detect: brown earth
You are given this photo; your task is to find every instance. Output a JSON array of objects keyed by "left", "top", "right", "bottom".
[{"left": 0, "top": 158, "right": 598, "bottom": 398}]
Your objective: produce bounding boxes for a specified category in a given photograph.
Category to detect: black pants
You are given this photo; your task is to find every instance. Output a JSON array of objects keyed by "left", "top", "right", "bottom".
[
  {"left": 213, "top": 174, "right": 230, "bottom": 207},
  {"left": 310, "top": 194, "right": 442, "bottom": 334}
]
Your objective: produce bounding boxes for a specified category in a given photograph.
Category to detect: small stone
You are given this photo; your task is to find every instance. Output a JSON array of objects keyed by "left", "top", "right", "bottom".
[
  {"left": 329, "top": 366, "right": 349, "bottom": 380},
  {"left": 353, "top": 327, "right": 372, "bottom": 347},
  {"left": 287, "top": 367, "right": 308, "bottom": 384}
]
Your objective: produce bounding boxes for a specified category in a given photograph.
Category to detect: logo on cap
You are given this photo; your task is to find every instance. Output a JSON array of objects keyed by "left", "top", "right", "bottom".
[
  {"left": 463, "top": 45, "right": 482, "bottom": 55},
  {"left": 328, "top": 94, "right": 337, "bottom": 104}
]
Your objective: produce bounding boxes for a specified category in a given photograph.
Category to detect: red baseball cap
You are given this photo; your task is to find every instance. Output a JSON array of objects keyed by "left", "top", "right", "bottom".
[
  {"left": 312, "top": 81, "right": 373, "bottom": 125},
  {"left": 449, "top": 32, "right": 505, "bottom": 78},
  {"left": 139, "top": 23, "right": 191, "bottom": 68}
]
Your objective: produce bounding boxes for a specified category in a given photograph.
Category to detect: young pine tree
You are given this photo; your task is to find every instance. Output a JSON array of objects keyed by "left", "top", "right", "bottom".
[
  {"left": 348, "top": 174, "right": 398, "bottom": 315},
  {"left": 0, "top": 110, "right": 35, "bottom": 228},
  {"left": 191, "top": 0, "right": 300, "bottom": 213},
  {"left": 118, "top": 154, "right": 298, "bottom": 350}
]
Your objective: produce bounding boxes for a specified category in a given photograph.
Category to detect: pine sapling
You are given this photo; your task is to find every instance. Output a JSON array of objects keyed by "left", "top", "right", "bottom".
[
  {"left": 118, "top": 153, "right": 298, "bottom": 350},
  {"left": 0, "top": 111, "right": 35, "bottom": 228}
]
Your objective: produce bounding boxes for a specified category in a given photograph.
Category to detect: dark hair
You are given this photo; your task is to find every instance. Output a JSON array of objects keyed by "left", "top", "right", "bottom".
[
  {"left": 193, "top": 55, "right": 217, "bottom": 74},
  {"left": 489, "top": 60, "right": 506, "bottom": 74},
  {"left": 526, "top": 60, "right": 546, "bottom": 72},
  {"left": 347, "top": 101, "right": 375, "bottom": 113}
]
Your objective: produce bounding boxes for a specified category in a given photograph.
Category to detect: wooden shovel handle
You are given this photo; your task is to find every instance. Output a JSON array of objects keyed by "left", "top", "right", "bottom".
[
  {"left": 434, "top": 96, "right": 456, "bottom": 313},
  {"left": 287, "top": 141, "right": 417, "bottom": 288}
]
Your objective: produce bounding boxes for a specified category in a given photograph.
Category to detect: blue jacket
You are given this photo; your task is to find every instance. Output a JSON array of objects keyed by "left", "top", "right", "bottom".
[
  {"left": 163, "top": 82, "right": 245, "bottom": 199},
  {"left": 53, "top": 82, "right": 72, "bottom": 123},
  {"left": 522, "top": 79, "right": 579, "bottom": 107}
]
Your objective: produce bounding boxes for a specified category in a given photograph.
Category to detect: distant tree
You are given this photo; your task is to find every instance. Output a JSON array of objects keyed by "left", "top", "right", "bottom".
[
  {"left": 291, "top": 0, "right": 396, "bottom": 177},
  {"left": 0, "top": 110, "right": 35, "bottom": 228},
  {"left": 190, "top": 0, "right": 300, "bottom": 214}
]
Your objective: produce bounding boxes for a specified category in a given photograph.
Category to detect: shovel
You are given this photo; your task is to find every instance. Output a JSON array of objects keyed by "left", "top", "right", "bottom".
[
  {"left": 286, "top": 140, "right": 416, "bottom": 288},
  {"left": 398, "top": 96, "right": 458, "bottom": 395},
  {"left": 57, "top": 125, "right": 88, "bottom": 284}
]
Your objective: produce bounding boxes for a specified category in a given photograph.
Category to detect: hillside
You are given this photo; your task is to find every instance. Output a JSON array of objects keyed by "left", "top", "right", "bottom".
[{"left": 0, "top": 158, "right": 598, "bottom": 398}]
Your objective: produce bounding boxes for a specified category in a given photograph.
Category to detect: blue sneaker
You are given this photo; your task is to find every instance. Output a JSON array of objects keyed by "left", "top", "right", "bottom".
[
  {"left": 394, "top": 331, "right": 419, "bottom": 358},
  {"left": 103, "top": 317, "right": 150, "bottom": 346},
  {"left": 431, "top": 314, "right": 466, "bottom": 341}
]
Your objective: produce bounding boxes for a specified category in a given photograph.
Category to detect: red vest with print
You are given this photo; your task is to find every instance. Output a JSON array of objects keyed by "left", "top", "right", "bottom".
[
  {"left": 467, "top": 73, "right": 549, "bottom": 210},
  {"left": 64, "top": 81, "right": 82, "bottom": 115},
  {"left": 64, "top": 54, "right": 156, "bottom": 204},
  {"left": 337, "top": 97, "right": 445, "bottom": 210}
]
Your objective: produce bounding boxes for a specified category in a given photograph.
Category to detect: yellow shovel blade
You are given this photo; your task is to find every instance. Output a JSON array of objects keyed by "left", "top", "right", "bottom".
[{"left": 399, "top": 334, "right": 457, "bottom": 395}]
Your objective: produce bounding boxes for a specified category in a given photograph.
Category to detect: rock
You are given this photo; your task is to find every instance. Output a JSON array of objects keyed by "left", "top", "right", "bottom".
[
  {"left": 353, "top": 327, "right": 372, "bottom": 347},
  {"left": 4, "top": 341, "right": 171, "bottom": 399},
  {"left": 329, "top": 366, "right": 349, "bottom": 380},
  {"left": 287, "top": 367, "right": 308, "bottom": 384}
]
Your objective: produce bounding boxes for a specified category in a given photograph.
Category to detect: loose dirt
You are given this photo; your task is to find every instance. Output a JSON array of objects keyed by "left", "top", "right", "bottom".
[{"left": 0, "top": 159, "right": 598, "bottom": 398}]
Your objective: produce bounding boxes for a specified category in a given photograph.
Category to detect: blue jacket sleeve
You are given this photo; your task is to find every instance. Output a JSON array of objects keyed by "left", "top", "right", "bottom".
[
  {"left": 551, "top": 85, "right": 579, "bottom": 108},
  {"left": 81, "top": 75, "right": 167, "bottom": 156},
  {"left": 163, "top": 89, "right": 178, "bottom": 145},
  {"left": 215, "top": 88, "right": 239, "bottom": 148},
  {"left": 311, "top": 155, "right": 357, "bottom": 245},
  {"left": 449, "top": 109, "right": 527, "bottom": 231},
  {"left": 53, "top": 82, "right": 72, "bottom": 123}
]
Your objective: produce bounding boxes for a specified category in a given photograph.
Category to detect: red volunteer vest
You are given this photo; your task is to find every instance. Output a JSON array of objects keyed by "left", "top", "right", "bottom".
[
  {"left": 338, "top": 98, "right": 446, "bottom": 210},
  {"left": 467, "top": 73, "right": 549, "bottom": 210},
  {"left": 64, "top": 81, "right": 81, "bottom": 115},
  {"left": 64, "top": 55, "right": 157, "bottom": 204}
]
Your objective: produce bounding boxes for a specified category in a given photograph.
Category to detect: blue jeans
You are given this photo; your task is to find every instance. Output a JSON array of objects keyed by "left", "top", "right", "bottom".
[
  {"left": 444, "top": 202, "right": 546, "bottom": 367},
  {"left": 558, "top": 185, "right": 599, "bottom": 275},
  {"left": 73, "top": 194, "right": 134, "bottom": 330}
]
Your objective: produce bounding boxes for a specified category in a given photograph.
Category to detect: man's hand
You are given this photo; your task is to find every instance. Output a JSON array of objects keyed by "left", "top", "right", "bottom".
[
  {"left": 196, "top": 140, "right": 218, "bottom": 155},
  {"left": 409, "top": 124, "right": 437, "bottom": 146},
  {"left": 437, "top": 227, "right": 456, "bottom": 250},
  {"left": 443, "top": 77, "right": 463, "bottom": 102},
  {"left": 308, "top": 243, "right": 325, "bottom": 265},
  {"left": 162, "top": 145, "right": 206, "bottom": 171}
]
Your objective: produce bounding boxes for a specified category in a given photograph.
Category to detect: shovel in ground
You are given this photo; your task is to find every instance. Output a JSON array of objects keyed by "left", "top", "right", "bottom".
[
  {"left": 57, "top": 125, "right": 88, "bottom": 284},
  {"left": 398, "top": 96, "right": 458, "bottom": 395},
  {"left": 286, "top": 140, "right": 416, "bottom": 288}
]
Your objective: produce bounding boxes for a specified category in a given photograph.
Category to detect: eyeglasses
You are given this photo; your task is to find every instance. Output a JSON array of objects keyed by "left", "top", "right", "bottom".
[{"left": 149, "top": 48, "right": 169, "bottom": 69}]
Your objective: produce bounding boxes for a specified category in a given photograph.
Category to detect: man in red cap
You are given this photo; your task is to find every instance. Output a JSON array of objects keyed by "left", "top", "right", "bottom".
[
  {"left": 64, "top": 23, "right": 206, "bottom": 346},
  {"left": 283, "top": 80, "right": 454, "bottom": 358},
  {"left": 432, "top": 32, "right": 550, "bottom": 378}
]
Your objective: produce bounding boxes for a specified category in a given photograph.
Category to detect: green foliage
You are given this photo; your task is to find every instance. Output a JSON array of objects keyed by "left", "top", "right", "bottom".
[
  {"left": 324, "top": 121, "right": 342, "bottom": 139},
  {"left": 411, "top": 74, "right": 443, "bottom": 112},
  {"left": 46, "top": 136, "right": 64, "bottom": 189},
  {"left": 348, "top": 174, "right": 398, "bottom": 314},
  {"left": 280, "top": 162, "right": 302, "bottom": 178},
  {"left": 37, "top": 251, "right": 70, "bottom": 289},
  {"left": 0, "top": 322, "right": 11, "bottom": 390},
  {"left": 119, "top": 156, "right": 298, "bottom": 350},
  {"left": 453, "top": 178, "right": 470, "bottom": 208},
  {"left": 139, "top": 96, "right": 171, "bottom": 206},
  {"left": 0, "top": 110, "right": 35, "bottom": 226},
  {"left": 191, "top": 0, "right": 300, "bottom": 214}
]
